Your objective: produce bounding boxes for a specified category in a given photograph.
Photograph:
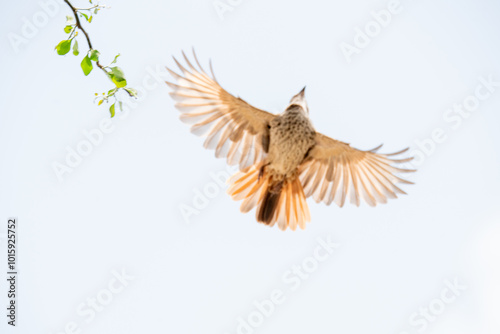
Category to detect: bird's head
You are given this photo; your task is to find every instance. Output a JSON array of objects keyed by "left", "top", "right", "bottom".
[{"left": 286, "top": 86, "right": 309, "bottom": 115}]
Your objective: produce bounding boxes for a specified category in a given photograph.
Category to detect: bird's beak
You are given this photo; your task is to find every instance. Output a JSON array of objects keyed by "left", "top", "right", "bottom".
[
  {"left": 298, "top": 86, "right": 306, "bottom": 98},
  {"left": 287, "top": 86, "right": 309, "bottom": 114}
]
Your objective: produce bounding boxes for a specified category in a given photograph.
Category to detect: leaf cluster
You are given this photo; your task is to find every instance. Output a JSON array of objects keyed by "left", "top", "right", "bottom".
[{"left": 55, "top": 1, "right": 136, "bottom": 117}]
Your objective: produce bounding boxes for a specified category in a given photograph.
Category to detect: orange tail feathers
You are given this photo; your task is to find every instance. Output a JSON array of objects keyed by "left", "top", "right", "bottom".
[{"left": 227, "top": 164, "right": 311, "bottom": 231}]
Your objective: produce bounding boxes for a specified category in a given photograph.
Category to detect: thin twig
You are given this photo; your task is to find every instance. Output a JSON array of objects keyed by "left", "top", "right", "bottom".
[
  {"left": 74, "top": 5, "right": 102, "bottom": 11},
  {"left": 61, "top": 0, "right": 136, "bottom": 101},
  {"left": 63, "top": 0, "right": 105, "bottom": 71}
]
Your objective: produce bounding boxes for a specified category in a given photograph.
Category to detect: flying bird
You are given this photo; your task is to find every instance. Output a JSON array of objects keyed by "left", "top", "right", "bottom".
[{"left": 166, "top": 51, "right": 415, "bottom": 231}]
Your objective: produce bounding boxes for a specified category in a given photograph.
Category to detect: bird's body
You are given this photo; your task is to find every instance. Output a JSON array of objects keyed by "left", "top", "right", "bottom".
[
  {"left": 267, "top": 105, "right": 316, "bottom": 177},
  {"left": 166, "top": 51, "right": 415, "bottom": 230},
  {"left": 256, "top": 104, "right": 316, "bottom": 225}
]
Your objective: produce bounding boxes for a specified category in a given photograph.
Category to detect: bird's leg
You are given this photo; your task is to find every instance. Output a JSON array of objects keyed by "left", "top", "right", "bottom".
[{"left": 258, "top": 163, "right": 270, "bottom": 182}]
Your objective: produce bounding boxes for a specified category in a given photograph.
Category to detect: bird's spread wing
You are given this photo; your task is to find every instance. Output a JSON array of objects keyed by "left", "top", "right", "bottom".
[
  {"left": 166, "top": 50, "right": 275, "bottom": 170},
  {"left": 299, "top": 132, "right": 415, "bottom": 207}
]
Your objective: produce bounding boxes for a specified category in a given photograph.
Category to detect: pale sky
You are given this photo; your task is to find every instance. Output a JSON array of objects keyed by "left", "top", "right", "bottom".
[{"left": 1, "top": 0, "right": 500, "bottom": 333}]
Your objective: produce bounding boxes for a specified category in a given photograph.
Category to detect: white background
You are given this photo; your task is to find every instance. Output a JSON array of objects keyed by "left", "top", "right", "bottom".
[{"left": 1, "top": 0, "right": 500, "bottom": 333}]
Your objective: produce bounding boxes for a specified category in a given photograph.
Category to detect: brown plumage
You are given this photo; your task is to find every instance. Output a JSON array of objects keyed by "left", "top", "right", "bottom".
[{"left": 166, "top": 50, "right": 415, "bottom": 231}]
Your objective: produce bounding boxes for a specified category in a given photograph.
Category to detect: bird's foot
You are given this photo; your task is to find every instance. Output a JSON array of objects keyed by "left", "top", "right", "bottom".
[{"left": 258, "top": 163, "right": 270, "bottom": 182}]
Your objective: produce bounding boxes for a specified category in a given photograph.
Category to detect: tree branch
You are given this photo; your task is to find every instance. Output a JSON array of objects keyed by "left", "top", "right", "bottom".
[
  {"left": 62, "top": 0, "right": 105, "bottom": 71},
  {"left": 57, "top": 0, "right": 136, "bottom": 116}
]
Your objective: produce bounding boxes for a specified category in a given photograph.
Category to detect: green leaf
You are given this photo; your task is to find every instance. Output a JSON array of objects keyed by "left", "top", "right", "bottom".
[
  {"left": 119, "top": 101, "right": 123, "bottom": 111},
  {"left": 81, "top": 55, "right": 93, "bottom": 76},
  {"left": 89, "top": 49, "right": 100, "bottom": 62},
  {"left": 89, "top": 16, "right": 93, "bottom": 23},
  {"left": 94, "top": 8, "right": 98, "bottom": 14},
  {"left": 64, "top": 25, "right": 73, "bottom": 34},
  {"left": 66, "top": 15, "right": 74, "bottom": 24},
  {"left": 107, "top": 88, "right": 117, "bottom": 97},
  {"left": 111, "top": 54, "right": 120, "bottom": 64},
  {"left": 72, "top": 39, "right": 79, "bottom": 56},
  {"left": 55, "top": 40, "right": 72, "bottom": 55},
  {"left": 109, "top": 103, "right": 116, "bottom": 117},
  {"left": 80, "top": 12, "right": 89, "bottom": 21},
  {"left": 124, "top": 87, "right": 138, "bottom": 97},
  {"left": 108, "top": 67, "right": 127, "bottom": 88}
]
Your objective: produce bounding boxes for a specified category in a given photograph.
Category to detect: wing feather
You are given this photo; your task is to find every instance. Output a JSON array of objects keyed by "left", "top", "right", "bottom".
[
  {"left": 166, "top": 50, "right": 275, "bottom": 169},
  {"left": 299, "top": 133, "right": 415, "bottom": 207}
]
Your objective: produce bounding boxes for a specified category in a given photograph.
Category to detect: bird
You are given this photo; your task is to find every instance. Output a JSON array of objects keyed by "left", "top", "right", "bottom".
[{"left": 165, "top": 50, "right": 415, "bottom": 231}]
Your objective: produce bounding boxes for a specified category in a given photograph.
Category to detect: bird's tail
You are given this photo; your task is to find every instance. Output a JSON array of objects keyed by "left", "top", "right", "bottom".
[{"left": 227, "top": 163, "right": 310, "bottom": 231}]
